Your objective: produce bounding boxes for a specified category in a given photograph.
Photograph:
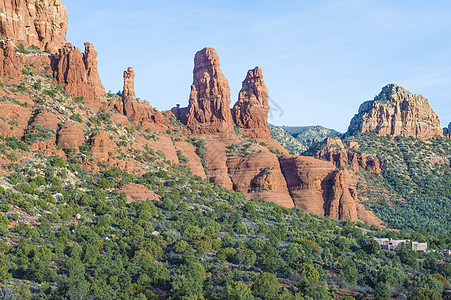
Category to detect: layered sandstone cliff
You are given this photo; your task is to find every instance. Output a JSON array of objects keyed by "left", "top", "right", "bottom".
[
  {"left": 279, "top": 156, "right": 358, "bottom": 221},
  {"left": 0, "top": 0, "right": 68, "bottom": 51},
  {"left": 232, "top": 66, "right": 270, "bottom": 138},
  {"left": 183, "top": 47, "right": 233, "bottom": 134},
  {"left": 315, "top": 137, "right": 382, "bottom": 173},
  {"left": 0, "top": 40, "right": 22, "bottom": 79},
  {"left": 53, "top": 43, "right": 105, "bottom": 107},
  {"left": 348, "top": 84, "right": 443, "bottom": 140}
]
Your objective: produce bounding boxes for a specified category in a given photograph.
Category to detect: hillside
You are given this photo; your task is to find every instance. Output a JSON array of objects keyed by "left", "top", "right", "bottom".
[
  {"left": 269, "top": 125, "right": 341, "bottom": 154},
  {"left": 0, "top": 1, "right": 450, "bottom": 300}
]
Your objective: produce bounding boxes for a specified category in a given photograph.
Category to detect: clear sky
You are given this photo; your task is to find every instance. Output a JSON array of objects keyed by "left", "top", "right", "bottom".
[{"left": 64, "top": 0, "right": 451, "bottom": 132}]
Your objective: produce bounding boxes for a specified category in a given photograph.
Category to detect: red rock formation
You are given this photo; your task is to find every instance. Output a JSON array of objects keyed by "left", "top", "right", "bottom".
[
  {"left": 232, "top": 66, "right": 270, "bottom": 138},
  {"left": 279, "top": 156, "right": 357, "bottom": 220},
  {"left": 348, "top": 84, "right": 443, "bottom": 140},
  {"left": 227, "top": 152, "right": 294, "bottom": 208},
  {"left": 0, "top": 102, "right": 32, "bottom": 138},
  {"left": 90, "top": 132, "right": 116, "bottom": 162},
  {"left": 120, "top": 67, "right": 166, "bottom": 124},
  {"left": 315, "top": 138, "right": 382, "bottom": 174},
  {"left": 174, "top": 140, "right": 206, "bottom": 179},
  {"left": 327, "top": 170, "right": 357, "bottom": 221},
  {"left": 118, "top": 184, "right": 160, "bottom": 202},
  {"left": 0, "top": 40, "right": 22, "bottom": 79},
  {"left": 183, "top": 48, "right": 233, "bottom": 134},
  {"left": 29, "top": 110, "right": 60, "bottom": 131},
  {"left": 53, "top": 43, "right": 104, "bottom": 106},
  {"left": 84, "top": 42, "right": 104, "bottom": 97},
  {"left": 56, "top": 122, "right": 85, "bottom": 150},
  {"left": 0, "top": 0, "right": 68, "bottom": 51}
]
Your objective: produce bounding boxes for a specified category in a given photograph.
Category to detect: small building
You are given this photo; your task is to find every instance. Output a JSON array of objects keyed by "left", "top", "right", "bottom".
[{"left": 365, "top": 238, "right": 427, "bottom": 252}]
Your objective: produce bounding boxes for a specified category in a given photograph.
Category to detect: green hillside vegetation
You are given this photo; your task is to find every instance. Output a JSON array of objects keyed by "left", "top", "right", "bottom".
[
  {"left": 0, "top": 44, "right": 449, "bottom": 299},
  {"left": 309, "top": 132, "right": 451, "bottom": 236}
]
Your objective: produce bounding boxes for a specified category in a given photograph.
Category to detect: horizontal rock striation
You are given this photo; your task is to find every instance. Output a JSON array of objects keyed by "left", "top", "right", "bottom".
[{"left": 348, "top": 84, "right": 443, "bottom": 140}]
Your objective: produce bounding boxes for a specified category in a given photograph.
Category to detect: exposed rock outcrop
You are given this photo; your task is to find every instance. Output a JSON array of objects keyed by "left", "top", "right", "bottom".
[
  {"left": 90, "top": 132, "right": 116, "bottom": 162},
  {"left": 56, "top": 122, "right": 85, "bottom": 150},
  {"left": 0, "top": 0, "right": 68, "bottom": 51},
  {"left": 0, "top": 40, "right": 22, "bottom": 79},
  {"left": 227, "top": 152, "right": 294, "bottom": 208},
  {"left": 53, "top": 43, "right": 104, "bottom": 107},
  {"left": 120, "top": 67, "right": 166, "bottom": 125},
  {"left": 0, "top": 103, "right": 32, "bottom": 138},
  {"left": 327, "top": 170, "right": 357, "bottom": 221},
  {"left": 183, "top": 47, "right": 233, "bottom": 134},
  {"left": 315, "top": 138, "right": 382, "bottom": 174},
  {"left": 348, "top": 84, "right": 443, "bottom": 140},
  {"left": 118, "top": 184, "right": 160, "bottom": 202},
  {"left": 279, "top": 156, "right": 358, "bottom": 220},
  {"left": 232, "top": 66, "right": 270, "bottom": 138}
]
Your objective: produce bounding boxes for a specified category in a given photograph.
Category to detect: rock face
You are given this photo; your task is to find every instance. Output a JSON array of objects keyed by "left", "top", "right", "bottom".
[
  {"left": 227, "top": 152, "right": 294, "bottom": 208},
  {"left": 122, "top": 67, "right": 140, "bottom": 121},
  {"left": 232, "top": 67, "right": 270, "bottom": 138},
  {"left": 90, "top": 132, "right": 116, "bottom": 162},
  {"left": 53, "top": 43, "right": 104, "bottom": 106},
  {"left": 327, "top": 170, "right": 357, "bottom": 221},
  {"left": 0, "top": 40, "right": 22, "bottom": 79},
  {"left": 183, "top": 48, "right": 233, "bottom": 134},
  {"left": 120, "top": 67, "right": 166, "bottom": 124},
  {"left": 0, "top": 0, "right": 68, "bottom": 51},
  {"left": 315, "top": 138, "right": 382, "bottom": 174},
  {"left": 348, "top": 84, "right": 443, "bottom": 140},
  {"left": 279, "top": 156, "right": 357, "bottom": 220},
  {"left": 56, "top": 122, "right": 85, "bottom": 150}
]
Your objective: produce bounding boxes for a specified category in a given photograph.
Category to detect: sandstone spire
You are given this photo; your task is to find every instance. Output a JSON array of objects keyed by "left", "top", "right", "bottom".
[
  {"left": 53, "top": 42, "right": 104, "bottom": 105},
  {"left": 0, "top": 40, "right": 22, "bottom": 79},
  {"left": 183, "top": 47, "right": 233, "bottom": 134},
  {"left": 84, "top": 42, "right": 105, "bottom": 97},
  {"left": 348, "top": 84, "right": 443, "bottom": 140},
  {"left": 232, "top": 66, "right": 270, "bottom": 138},
  {"left": 122, "top": 67, "right": 141, "bottom": 122},
  {"left": 0, "top": 0, "right": 68, "bottom": 51}
]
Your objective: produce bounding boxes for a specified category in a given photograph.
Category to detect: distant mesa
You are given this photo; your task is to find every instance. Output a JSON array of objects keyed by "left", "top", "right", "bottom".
[
  {"left": 348, "top": 84, "right": 443, "bottom": 140},
  {"left": 0, "top": 0, "right": 68, "bottom": 51}
]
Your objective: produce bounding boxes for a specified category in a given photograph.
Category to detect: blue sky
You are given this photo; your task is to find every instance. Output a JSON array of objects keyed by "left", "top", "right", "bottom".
[{"left": 64, "top": 0, "right": 451, "bottom": 132}]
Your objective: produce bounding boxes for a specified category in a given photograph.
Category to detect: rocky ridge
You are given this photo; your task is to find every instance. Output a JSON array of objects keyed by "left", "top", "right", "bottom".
[
  {"left": 0, "top": 0, "right": 378, "bottom": 224},
  {"left": 348, "top": 84, "right": 443, "bottom": 140}
]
